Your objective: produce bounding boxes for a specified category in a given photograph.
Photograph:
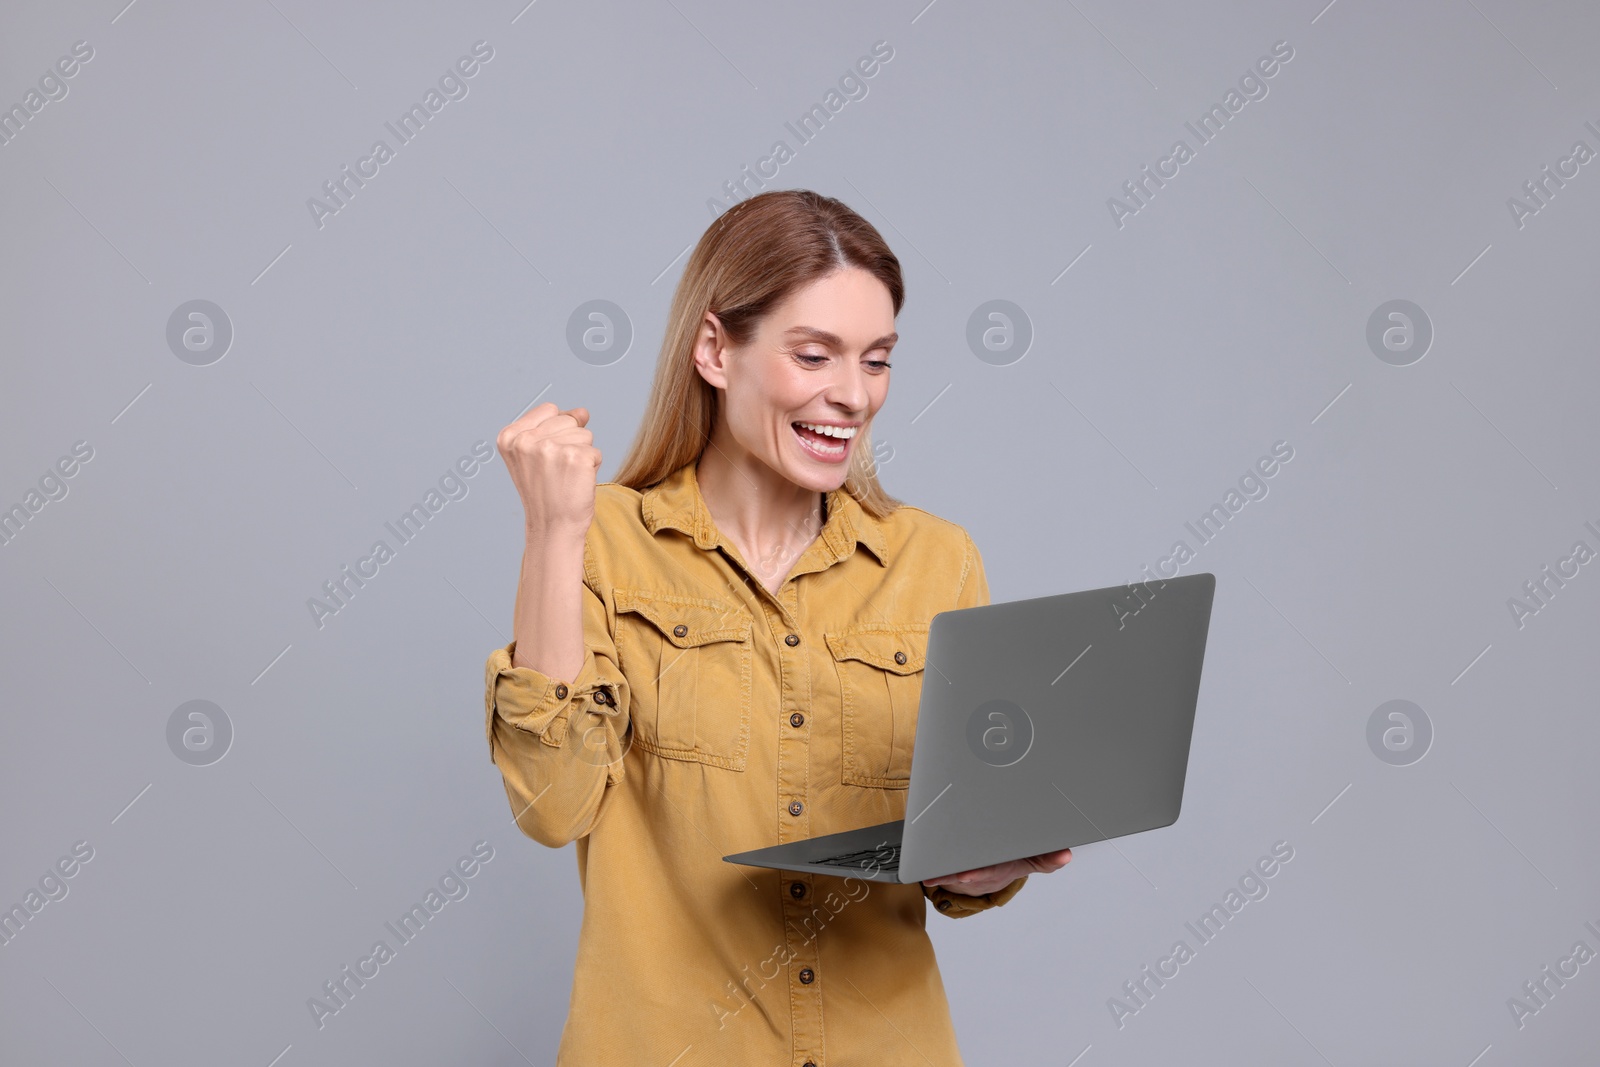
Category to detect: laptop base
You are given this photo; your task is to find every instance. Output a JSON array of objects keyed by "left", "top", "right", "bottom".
[{"left": 724, "top": 820, "right": 907, "bottom": 883}]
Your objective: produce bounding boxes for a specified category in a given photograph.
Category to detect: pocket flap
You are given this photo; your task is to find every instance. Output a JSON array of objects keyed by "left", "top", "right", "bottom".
[
  {"left": 615, "top": 589, "right": 752, "bottom": 648},
  {"left": 824, "top": 626, "right": 927, "bottom": 674}
]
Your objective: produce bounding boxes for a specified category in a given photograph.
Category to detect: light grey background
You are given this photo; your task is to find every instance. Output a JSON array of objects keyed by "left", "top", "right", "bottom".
[{"left": 3, "top": 0, "right": 1597, "bottom": 1064}]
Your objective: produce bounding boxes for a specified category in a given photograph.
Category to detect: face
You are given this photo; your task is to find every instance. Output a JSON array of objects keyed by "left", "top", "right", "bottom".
[{"left": 694, "top": 267, "right": 896, "bottom": 493}]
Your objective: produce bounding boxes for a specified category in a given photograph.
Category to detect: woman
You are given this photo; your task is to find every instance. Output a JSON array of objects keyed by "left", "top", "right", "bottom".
[{"left": 485, "top": 189, "right": 1072, "bottom": 1065}]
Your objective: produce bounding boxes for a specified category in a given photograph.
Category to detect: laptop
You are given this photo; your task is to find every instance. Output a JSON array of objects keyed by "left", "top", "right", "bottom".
[{"left": 723, "top": 572, "right": 1215, "bottom": 884}]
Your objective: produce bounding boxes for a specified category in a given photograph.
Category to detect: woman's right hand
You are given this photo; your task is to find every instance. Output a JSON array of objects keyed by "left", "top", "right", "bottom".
[{"left": 497, "top": 402, "right": 601, "bottom": 538}]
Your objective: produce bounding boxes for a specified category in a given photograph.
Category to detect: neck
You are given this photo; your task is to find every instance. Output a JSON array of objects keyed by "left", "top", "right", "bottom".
[{"left": 694, "top": 441, "right": 826, "bottom": 562}]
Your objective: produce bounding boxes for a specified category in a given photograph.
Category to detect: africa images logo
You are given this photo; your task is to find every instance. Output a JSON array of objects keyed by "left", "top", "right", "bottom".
[{"left": 966, "top": 698, "right": 1034, "bottom": 767}]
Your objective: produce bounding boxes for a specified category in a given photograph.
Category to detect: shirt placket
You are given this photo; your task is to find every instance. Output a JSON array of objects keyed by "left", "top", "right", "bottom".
[
  {"left": 698, "top": 491, "right": 846, "bottom": 1067},
  {"left": 767, "top": 576, "right": 825, "bottom": 1067}
]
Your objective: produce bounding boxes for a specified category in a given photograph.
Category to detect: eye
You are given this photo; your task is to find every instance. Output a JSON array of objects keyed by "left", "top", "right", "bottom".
[{"left": 794, "top": 350, "right": 891, "bottom": 370}]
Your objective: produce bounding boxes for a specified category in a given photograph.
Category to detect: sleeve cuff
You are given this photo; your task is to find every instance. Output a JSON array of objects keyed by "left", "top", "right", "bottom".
[
  {"left": 923, "top": 874, "right": 1029, "bottom": 918},
  {"left": 484, "top": 640, "right": 614, "bottom": 756}
]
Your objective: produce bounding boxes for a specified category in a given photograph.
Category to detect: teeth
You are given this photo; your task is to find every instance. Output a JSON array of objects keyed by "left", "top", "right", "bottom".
[{"left": 795, "top": 422, "right": 857, "bottom": 439}]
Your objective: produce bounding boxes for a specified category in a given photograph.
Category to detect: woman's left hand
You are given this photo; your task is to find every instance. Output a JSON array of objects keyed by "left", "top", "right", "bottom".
[{"left": 921, "top": 848, "right": 1072, "bottom": 896}]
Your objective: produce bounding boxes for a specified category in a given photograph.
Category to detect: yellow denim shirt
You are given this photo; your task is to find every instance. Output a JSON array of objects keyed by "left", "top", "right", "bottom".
[{"left": 484, "top": 459, "right": 1028, "bottom": 1066}]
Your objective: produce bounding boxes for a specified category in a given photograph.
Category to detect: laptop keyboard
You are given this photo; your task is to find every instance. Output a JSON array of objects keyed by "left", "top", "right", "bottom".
[{"left": 812, "top": 843, "right": 900, "bottom": 872}]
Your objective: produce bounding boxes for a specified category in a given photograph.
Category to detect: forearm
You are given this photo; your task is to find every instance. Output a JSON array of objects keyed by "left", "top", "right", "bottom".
[
  {"left": 511, "top": 528, "right": 588, "bottom": 680},
  {"left": 490, "top": 527, "right": 628, "bottom": 847}
]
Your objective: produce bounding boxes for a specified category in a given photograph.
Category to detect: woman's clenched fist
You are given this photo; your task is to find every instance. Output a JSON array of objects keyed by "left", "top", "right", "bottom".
[{"left": 496, "top": 402, "right": 601, "bottom": 538}]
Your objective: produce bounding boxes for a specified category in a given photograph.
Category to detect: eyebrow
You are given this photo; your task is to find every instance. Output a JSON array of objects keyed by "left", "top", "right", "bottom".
[{"left": 782, "top": 325, "right": 899, "bottom": 350}]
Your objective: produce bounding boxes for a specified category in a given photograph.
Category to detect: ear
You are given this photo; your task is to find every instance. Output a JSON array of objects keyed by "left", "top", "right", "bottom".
[{"left": 692, "top": 312, "right": 731, "bottom": 389}]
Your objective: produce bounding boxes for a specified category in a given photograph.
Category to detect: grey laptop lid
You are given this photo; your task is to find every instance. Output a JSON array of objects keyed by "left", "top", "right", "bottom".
[{"left": 896, "top": 572, "right": 1214, "bottom": 883}]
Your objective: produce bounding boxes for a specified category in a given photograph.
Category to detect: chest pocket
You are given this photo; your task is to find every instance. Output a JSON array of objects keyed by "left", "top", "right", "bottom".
[
  {"left": 614, "top": 589, "right": 753, "bottom": 770},
  {"left": 825, "top": 625, "right": 928, "bottom": 788}
]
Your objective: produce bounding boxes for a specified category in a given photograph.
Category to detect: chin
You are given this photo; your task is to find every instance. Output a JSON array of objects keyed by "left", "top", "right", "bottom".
[{"left": 781, "top": 455, "right": 851, "bottom": 493}]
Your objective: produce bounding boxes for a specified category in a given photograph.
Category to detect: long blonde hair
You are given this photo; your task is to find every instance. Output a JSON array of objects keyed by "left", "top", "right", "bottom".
[{"left": 612, "top": 190, "right": 904, "bottom": 518}]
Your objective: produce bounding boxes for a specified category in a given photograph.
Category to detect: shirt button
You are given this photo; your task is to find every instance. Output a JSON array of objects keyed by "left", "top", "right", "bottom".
[
  {"left": 803, "top": 1062, "right": 817, "bottom": 1067},
  {"left": 553, "top": 683, "right": 568, "bottom": 699},
  {"left": 894, "top": 650, "right": 907, "bottom": 665},
  {"left": 673, "top": 624, "right": 688, "bottom": 638},
  {"left": 788, "top": 800, "right": 804, "bottom": 816},
  {"left": 785, "top": 633, "right": 800, "bottom": 646},
  {"left": 790, "top": 881, "right": 806, "bottom": 899},
  {"left": 798, "top": 967, "right": 815, "bottom": 984},
  {"left": 592, "top": 688, "right": 610, "bottom": 706},
  {"left": 790, "top": 712, "right": 804, "bottom": 728},
  {"left": 936, "top": 899, "right": 953, "bottom": 911}
]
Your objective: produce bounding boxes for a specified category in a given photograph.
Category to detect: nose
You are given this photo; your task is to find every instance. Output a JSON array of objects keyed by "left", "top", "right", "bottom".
[{"left": 826, "top": 357, "right": 871, "bottom": 415}]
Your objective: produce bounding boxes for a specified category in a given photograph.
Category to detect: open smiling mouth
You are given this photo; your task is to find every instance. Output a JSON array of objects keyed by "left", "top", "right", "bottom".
[{"left": 791, "top": 421, "right": 856, "bottom": 460}]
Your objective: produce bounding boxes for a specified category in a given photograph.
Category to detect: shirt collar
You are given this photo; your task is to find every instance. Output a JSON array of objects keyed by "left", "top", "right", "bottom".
[{"left": 640, "top": 460, "right": 889, "bottom": 568}]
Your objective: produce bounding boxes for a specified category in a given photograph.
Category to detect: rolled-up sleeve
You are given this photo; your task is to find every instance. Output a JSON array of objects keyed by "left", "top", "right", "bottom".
[
  {"left": 485, "top": 571, "right": 631, "bottom": 849},
  {"left": 924, "top": 875, "right": 1030, "bottom": 918},
  {"left": 921, "top": 529, "right": 1031, "bottom": 918}
]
